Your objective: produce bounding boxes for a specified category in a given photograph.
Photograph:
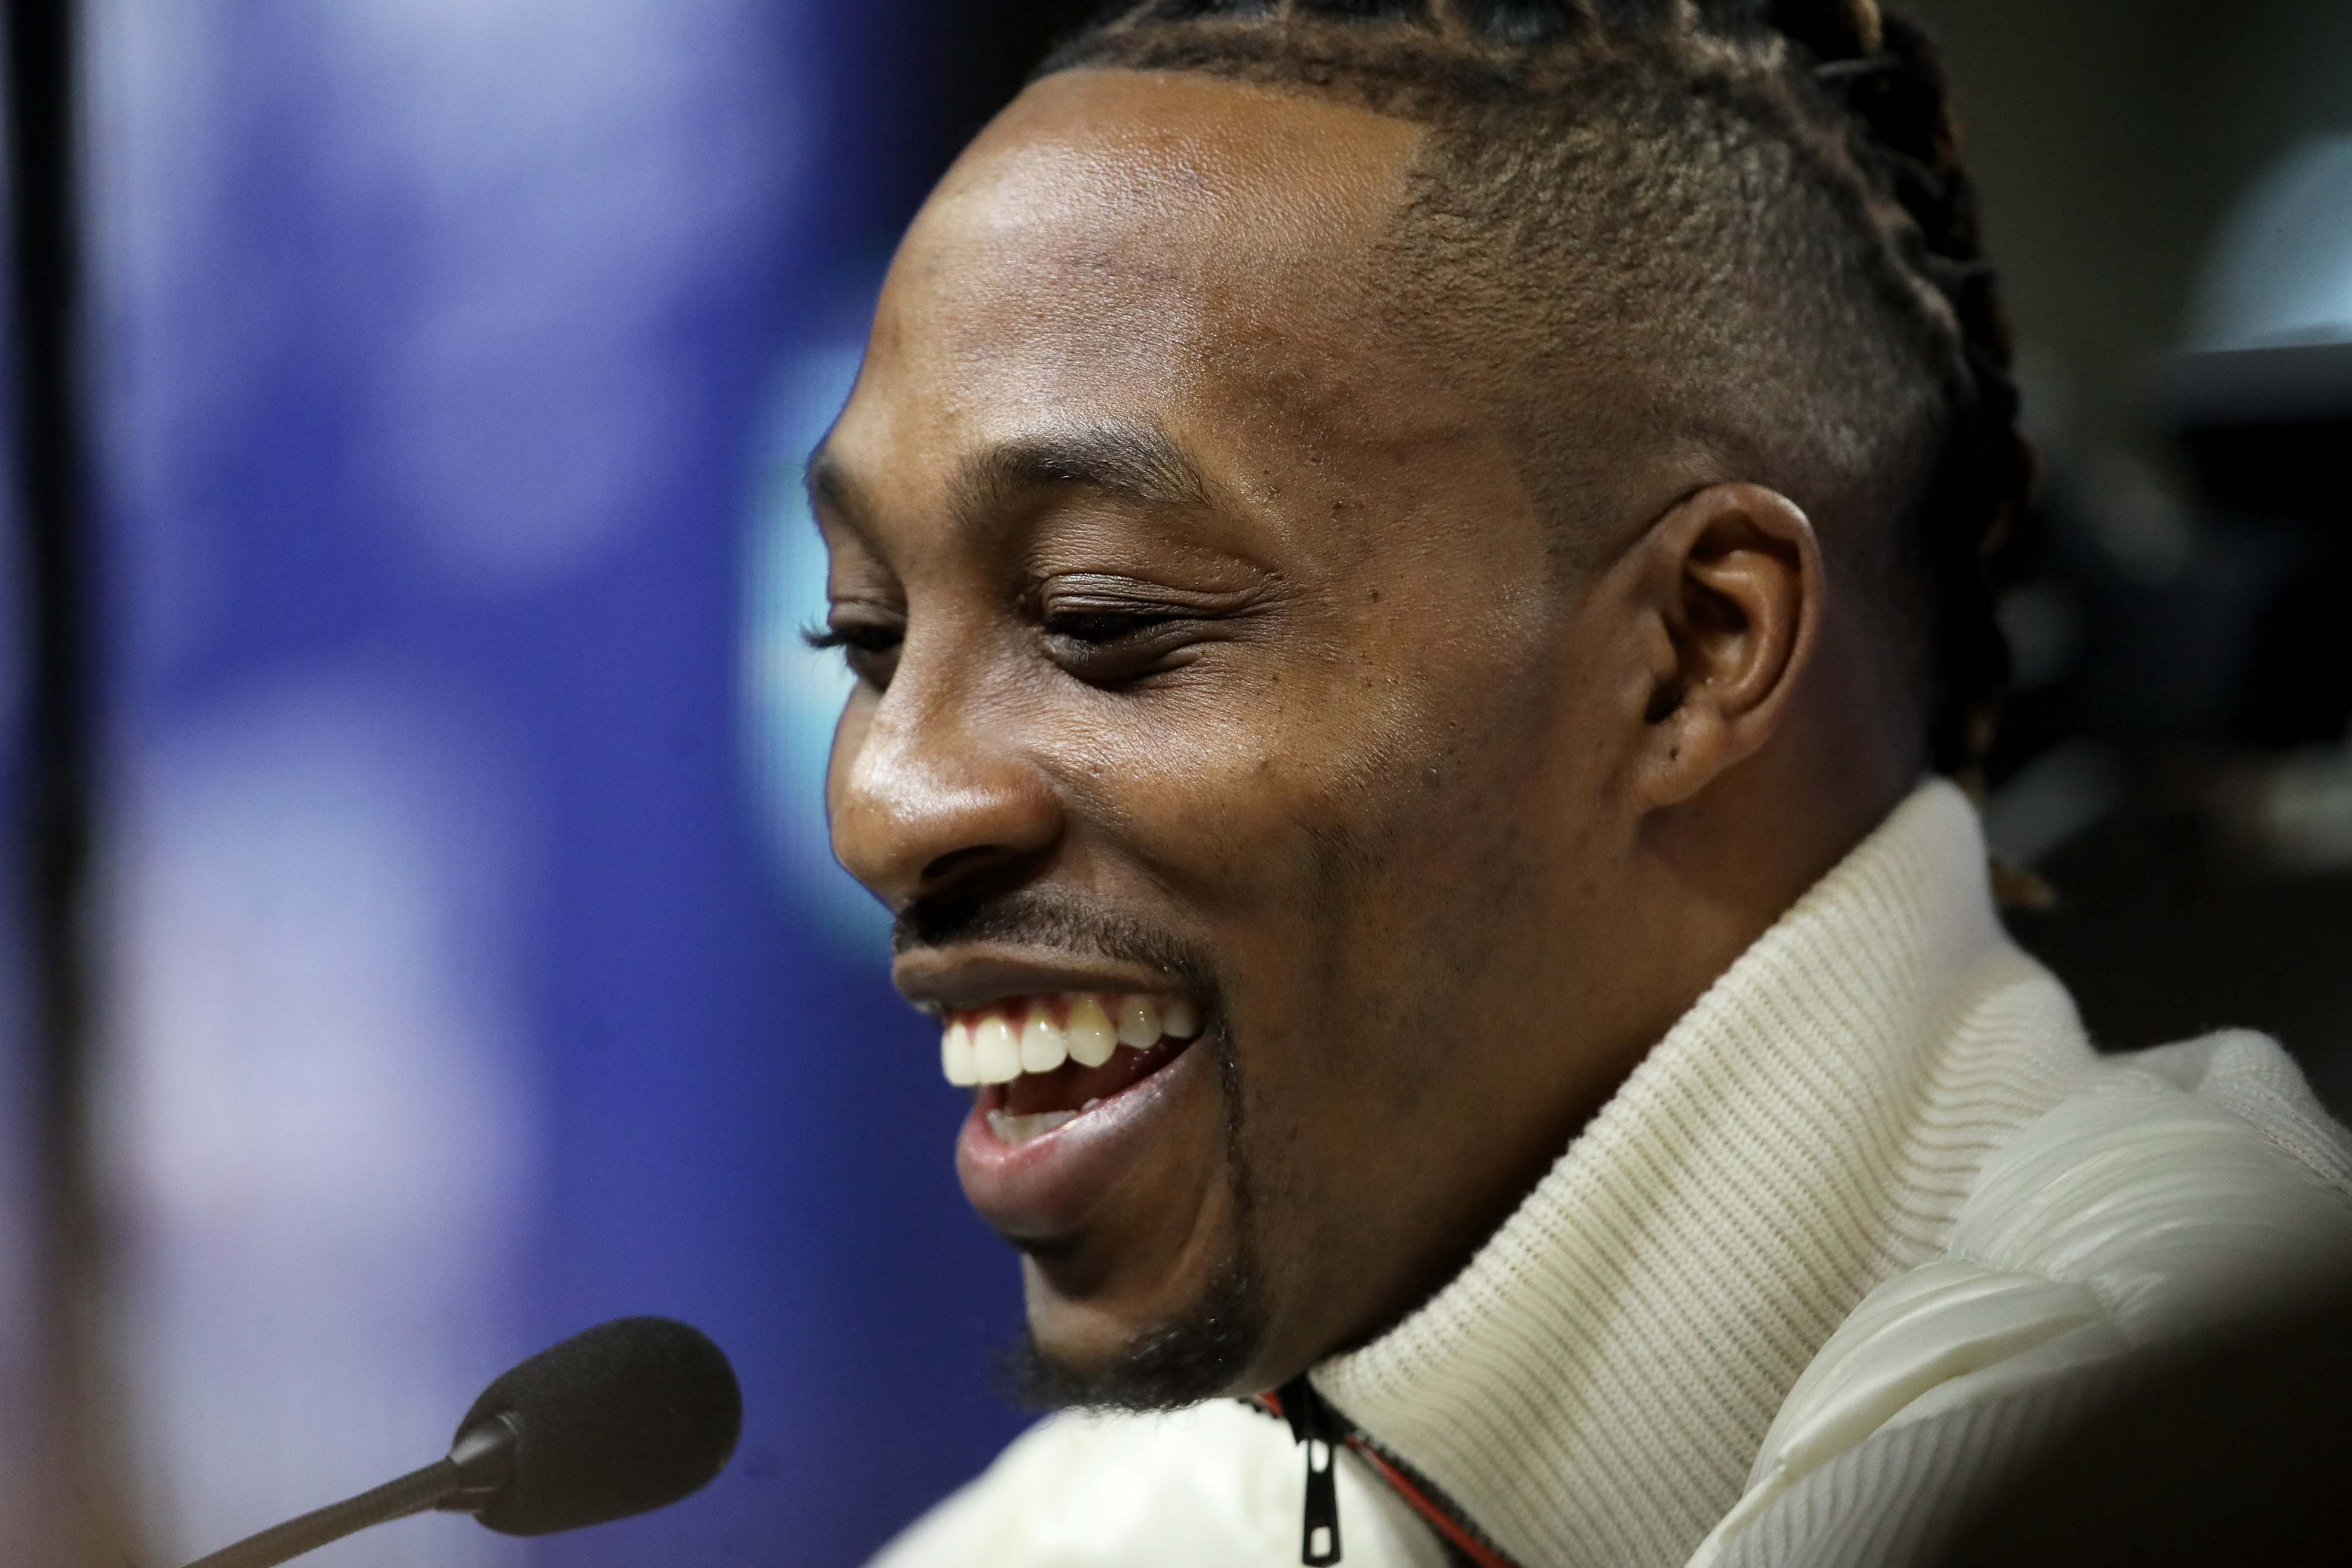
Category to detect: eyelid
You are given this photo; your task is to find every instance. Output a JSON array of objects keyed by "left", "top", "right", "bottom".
[
  {"left": 1035, "top": 572, "right": 1266, "bottom": 619},
  {"left": 1032, "top": 575, "right": 1283, "bottom": 690},
  {"left": 807, "top": 600, "right": 906, "bottom": 658},
  {"left": 816, "top": 596, "right": 905, "bottom": 626}
]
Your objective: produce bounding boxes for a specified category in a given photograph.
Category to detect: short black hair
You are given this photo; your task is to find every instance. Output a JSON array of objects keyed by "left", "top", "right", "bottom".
[{"left": 1037, "top": 0, "right": 2029, "bottom": 778}]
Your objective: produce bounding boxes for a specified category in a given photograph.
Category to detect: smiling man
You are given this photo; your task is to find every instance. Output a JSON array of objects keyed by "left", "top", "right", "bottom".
[{"left": 809, "top": 4, "right": 2352, "bottom": 1566}]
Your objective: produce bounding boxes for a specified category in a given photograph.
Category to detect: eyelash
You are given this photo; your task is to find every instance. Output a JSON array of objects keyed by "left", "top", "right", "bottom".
[
  {"left": 1042, "top": 609, "right": 1173, "bottom": 643},
  {"left": 804, "top": 596, "right": 1226, "bottom": 692},
  {"left": 800, "top": 621, "right": 899, "bottom": 655}
]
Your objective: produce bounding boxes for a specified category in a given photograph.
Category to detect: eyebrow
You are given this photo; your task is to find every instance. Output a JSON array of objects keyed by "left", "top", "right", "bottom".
[
  {"left": 956, "top": 423, "right": 1212, "bottom": 517},
  {"left": 805, "top": 420, "right": 1212, "bottom": 534}
]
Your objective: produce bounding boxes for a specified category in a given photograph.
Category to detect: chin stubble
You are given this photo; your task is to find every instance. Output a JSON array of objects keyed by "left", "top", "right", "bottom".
[
  {"left": 998, "top": 1247, "right": 1262, "bottom": 1413},
  {"left": 995, "top": 1019, "right": 1265, "bottom": 1413}
]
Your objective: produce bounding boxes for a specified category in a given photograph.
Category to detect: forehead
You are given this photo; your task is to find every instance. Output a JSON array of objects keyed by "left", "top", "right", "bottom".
[
  {"left": 829, "top": 72, "right": 1429, "bottom": 490},
  {"left": 905, "top": 68, "right": 1421, "bottom": 294}
]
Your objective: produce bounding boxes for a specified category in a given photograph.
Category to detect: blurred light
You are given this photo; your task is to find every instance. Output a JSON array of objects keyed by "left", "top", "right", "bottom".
[
  {"left": 100, "top": 676, "right": 532, "bottom": 1564},
  {"left": 1984, "top": 740, "right": 2127, "bottom": 868},
  {"left": 1996, "top": 581, "right": 2087, "bottom": 692},
  {"left": 744, "top": 342, "right": 892, "bottom": 950},
  {"left": 2220, "top": 748, "right": 2352, "bottom": 873},
  {"left": 317, "top": 0, "right": 801, "bottom": 588},
  {"left": 2078, "top": 453, "right": 2195, "bottom": 589},
  {"left": 2010, "top": 340, "right": 2080, "bottom": 468},
  {"left": 2191, "top": 134, "right": 2352, "bottom": 352}
]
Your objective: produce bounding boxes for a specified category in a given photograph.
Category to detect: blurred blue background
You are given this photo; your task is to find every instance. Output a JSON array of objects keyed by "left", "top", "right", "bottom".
[
  {"left": 0, "top": 1, "right": 2342, "bottom": 1566},
  {"left": 63, "top": 1, "right": 1084, "bottom": 1562}
]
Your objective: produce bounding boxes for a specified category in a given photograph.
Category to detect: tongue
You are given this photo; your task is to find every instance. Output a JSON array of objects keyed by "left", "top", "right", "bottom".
[{"left": 996, "top": 1034, "right": 1191, "bottom": 1117}]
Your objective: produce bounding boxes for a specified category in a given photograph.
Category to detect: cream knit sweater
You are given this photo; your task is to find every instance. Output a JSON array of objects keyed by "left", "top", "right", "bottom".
[{"left": 874, "top": 781, "right": 2352, "bottom": 1568}]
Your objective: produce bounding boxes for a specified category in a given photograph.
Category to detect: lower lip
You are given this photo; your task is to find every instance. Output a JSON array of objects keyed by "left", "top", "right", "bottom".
[{"left": 954, "top": 1038, "right": 1204, "bottom": 1240}]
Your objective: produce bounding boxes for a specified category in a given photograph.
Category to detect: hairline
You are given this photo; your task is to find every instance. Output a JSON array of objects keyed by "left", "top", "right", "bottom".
[{"left": 1028, "top": 48, "right": 1945, "bottom": 571}]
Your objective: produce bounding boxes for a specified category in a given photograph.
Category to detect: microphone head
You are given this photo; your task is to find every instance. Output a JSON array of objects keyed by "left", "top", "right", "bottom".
[{"left": 452, "top": 1316, "right": 743, "bottom": 1537}]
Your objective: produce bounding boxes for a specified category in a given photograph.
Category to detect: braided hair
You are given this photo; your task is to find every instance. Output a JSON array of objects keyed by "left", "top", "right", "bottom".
[{"left": 1036, "top": 0, "right": 2032, "bottom": 780}]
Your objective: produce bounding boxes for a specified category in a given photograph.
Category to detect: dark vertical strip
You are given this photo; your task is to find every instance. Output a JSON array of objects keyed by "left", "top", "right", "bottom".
[{"left": 4, "top": 1, "right": 132, "bottom": 1563}]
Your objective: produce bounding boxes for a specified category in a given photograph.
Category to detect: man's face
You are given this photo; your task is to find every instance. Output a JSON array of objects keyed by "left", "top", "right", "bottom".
[{"left": 817, "top": 71, "right": 1676, "bottom": 1400}]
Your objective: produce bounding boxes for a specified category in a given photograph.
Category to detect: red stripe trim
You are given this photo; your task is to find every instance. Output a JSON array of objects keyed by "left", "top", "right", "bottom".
[{"left": 1340, "top": 1437, "right": 1522, "bottom": 1568}]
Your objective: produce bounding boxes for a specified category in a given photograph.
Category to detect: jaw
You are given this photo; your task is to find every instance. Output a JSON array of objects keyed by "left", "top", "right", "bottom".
[
  {"left": 991, "top": 1042, "right": 1260, "bottom": 1392},
  {"left": 1015, "top": 1187, "right": 1265, "bottom": 1405}
]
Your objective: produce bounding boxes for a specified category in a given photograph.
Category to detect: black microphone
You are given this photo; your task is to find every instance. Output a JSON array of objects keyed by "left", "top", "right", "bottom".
[{"left": 185, "top": 1316, "right": 743, "bottom": 1568}]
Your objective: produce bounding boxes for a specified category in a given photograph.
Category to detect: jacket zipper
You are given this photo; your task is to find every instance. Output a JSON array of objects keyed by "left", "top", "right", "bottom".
[
  {"left": 1256, "top": 1382, "right": 1525, "bottom": 1568},
  {"left": 1273, "top": 1375, "right": 1345, "bottom": 1564}
]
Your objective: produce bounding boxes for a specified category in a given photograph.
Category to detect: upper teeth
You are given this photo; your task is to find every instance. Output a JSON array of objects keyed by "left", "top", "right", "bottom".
[{"left": 941, "top": 992, "right": 1201, "bottom": 1087}]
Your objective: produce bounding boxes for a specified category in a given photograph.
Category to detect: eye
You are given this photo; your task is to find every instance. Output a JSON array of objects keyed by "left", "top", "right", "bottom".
[
  {"left": 805, "top": 611, "right": 904, "bottom": 689},
  {"left": 1035, "top": 576, "right": 1240, "bottom": 686},
  {"left": 1043, "top": 608, "right": 1178, "bottom": 645}
]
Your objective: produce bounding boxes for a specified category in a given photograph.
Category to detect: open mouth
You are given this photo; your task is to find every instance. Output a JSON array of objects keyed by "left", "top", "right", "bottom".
[{"left": 939, "top": 992, "right": 1203, "bottom": 1147}]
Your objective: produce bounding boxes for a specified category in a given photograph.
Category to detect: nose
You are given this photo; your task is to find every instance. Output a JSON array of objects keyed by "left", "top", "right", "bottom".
[{"left": 828, "top": 657, "right": 1063, "bottom": 914}]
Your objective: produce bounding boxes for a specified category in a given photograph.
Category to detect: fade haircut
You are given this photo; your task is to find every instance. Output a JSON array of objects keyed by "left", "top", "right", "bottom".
[{"left": 1038, "top": 0, "right": 2030, "bottom": 777}]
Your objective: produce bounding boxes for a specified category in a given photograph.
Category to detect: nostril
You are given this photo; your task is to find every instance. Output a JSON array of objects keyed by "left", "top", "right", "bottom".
[{"left": 918, "top": 842, "right": 1023, "bottom": 893}]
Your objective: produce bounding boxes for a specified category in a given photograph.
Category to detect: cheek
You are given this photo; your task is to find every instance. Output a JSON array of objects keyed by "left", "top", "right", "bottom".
[
  {"left": 1245, "top": 684, "right": 1597, "bottom": 1057},
  {"left": 1073, "top": 689, "right": 1406, "bottom": 910}
]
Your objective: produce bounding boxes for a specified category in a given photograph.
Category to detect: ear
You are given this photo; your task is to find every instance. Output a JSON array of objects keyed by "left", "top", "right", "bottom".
[{"left": 1624, "top": 483, "right": 1822, "bottom": 811}]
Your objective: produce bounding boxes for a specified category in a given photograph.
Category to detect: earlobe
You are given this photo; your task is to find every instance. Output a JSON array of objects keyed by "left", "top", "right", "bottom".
[{"left": 1632, "top": 483, "right": 1822, "bottom": 810}]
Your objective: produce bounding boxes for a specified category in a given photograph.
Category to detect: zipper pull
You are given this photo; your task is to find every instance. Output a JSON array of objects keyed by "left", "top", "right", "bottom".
[{"left": 1276, "top": 1374, "right": 1343, "bottom": 1566}]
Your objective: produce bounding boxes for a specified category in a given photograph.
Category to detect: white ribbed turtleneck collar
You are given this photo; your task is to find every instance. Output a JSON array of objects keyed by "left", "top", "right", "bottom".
[{"left": 1311, "top": 781, "right": 2093, "bottom": 1568}]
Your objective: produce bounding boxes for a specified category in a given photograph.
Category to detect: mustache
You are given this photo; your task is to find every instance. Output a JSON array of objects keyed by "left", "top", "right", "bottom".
[
  {"left": 904, "top": 889, "right": 1254, "bottom": 1252},
  {"left": 892, "top": 889, "right": 1214, "bottom": 993}
]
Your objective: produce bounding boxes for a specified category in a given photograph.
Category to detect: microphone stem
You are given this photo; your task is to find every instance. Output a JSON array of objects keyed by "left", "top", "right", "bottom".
[{"left": 183, "top": 1458, "right": 463, "bottom": 1568}]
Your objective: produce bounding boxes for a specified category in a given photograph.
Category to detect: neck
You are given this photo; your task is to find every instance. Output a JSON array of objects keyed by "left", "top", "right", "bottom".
[{"left": 1624, "top": 667, "right": 1922, "bottom": 1104}]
